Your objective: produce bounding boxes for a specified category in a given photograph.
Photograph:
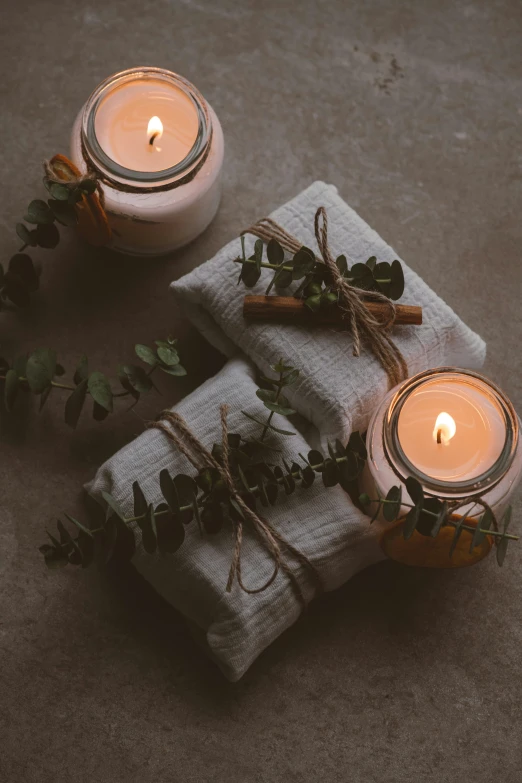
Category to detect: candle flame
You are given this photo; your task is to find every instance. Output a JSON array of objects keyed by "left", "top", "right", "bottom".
[
  {"left": 433, "top": 411, "right": 456, "bottom": 446},
  {"left": 147, "top": 116, "right": 163, "bottom": 145}
]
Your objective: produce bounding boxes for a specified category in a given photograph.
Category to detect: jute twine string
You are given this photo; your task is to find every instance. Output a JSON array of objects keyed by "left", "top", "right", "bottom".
[
  {"left": 148, "top": 406, "right": 323, "bottom": 607},
  {"left": 241, "top": 206, "right": 409, "bottom": 388}
]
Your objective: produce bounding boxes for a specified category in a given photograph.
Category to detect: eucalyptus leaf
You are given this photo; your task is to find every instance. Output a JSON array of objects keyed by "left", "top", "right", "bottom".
[
  {"left": 403, "top": 504, "right": 421, "bottom": 540},
  {"left": 16, "top": 223, "right": 37, "bottom": 247},
  {"left": 292, "top": 247, "right": 315, "bottom": 280},
  {"left": 34, "top": 223, "right": 60, "bottom": 249},
  {"left": 73, "top": 355, "right": 88, "bottom": 385},
  {"left": 281, "top": 369, "right": 300, "bottom": 386},
  {"left": 25, "top": 348, "right": 57, "bottom": 394},
  {"left": 101, "top": 491, "right": 126, "bottom": 522},
  {"left": 39, "top": 386, "right": 52, "bottom": 412},
  {"left": 322, "top": 459, "right": 339, "bottom": 488},
  {"left": 253, "top": 239, "right": 263, "bottom": 269},
  {"left": 48, "top": 199, "right": 78, "bottom": 227},
  {"left": 389, "top": 260, "right": 405, "bottom": 300},
  {"left": 159, "top": 469, "right": 180, "bottom": 516},
  {"left": 429, "top": 500, "right": 448, "bottom": 538},
  {"left": 470, "top": 507, "right": 493, "bottom": 551},
  {"left": 405, "top": 476, "right": 424, "bottom": 506},
  {"left": 240, "top": 263, "right": 262, "bottom": 288},
  {"left": 132, "top": 480, "right": 148, "bottom": 519},
  {"left": 120, "top": 365, "right": 153, "bottom": 395},
  {"left": 92, "top": 400, "right": 110, "bottom": 421},
  {"left": 64, "top": 379, "right": 88, "bottom": 428},
  {"left": 112, "top": 516, "right": 136, "bottom": 562},
  {"left": 383, "top": 485, "right": 402, "bottom": 522},
  {"left": 449, "top": 517, "right": 467, "bottom": 558},
  {"left": 262, "top": 401, "right": 295, "bottom": 416},
  {"left": 24, "top": 199, "right": 54, "bottom": 225},
  {"left": 159, "top": 363, "right": 187, "bottom": 377},
  {"left": 8, "top": 254, "right": 39, "bottom": 292},
  {"left": 266, "top": 238, "right": 284, "bottom": 265},
  {"left": 307, "top": 450, "right": 324, "bottom": 470},
  {"left": 157, "top": 345, "right": 180, "bottom": 366},
  {"left": 88, "top": 371, "right": 113, "bottom": 412},
  {"left": 273, "top": 266, "right": 293, "bottom": 289},
  {"left": 63, "top": 512, "right": 93, "bottom": 538},
  {"left": 138, "top": 504, "right": 157, "bottom": 554},
  {"left": 48, "top": 182, "right": 70, "bottom": 201},
  {"left": 135, "top": 344, "right": 158, "bottom": 366},
  {"left": 347, "top": 431, "right": 367, "bottom": 461},
  {"left": 156, "top": 505, "right": 185, "bottom": 554},
  {"left": 97, "top": 516, "right": 118, "bottom": 565},
  {"left": 497, "top": 506, "right": 513, "bottom": 566},
  {"left": 349, "top": 263, "right": 374, "bottom": 290}
]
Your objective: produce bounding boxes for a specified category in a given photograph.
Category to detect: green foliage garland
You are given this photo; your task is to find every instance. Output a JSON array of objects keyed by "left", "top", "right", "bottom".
[
  {"left": 2, "top": 177, "right": 96, "bottom": 309},
  {"left": 0, "top": 336, "right": 186, "bottom": 428},
  {"left": 234, "top": 236, "right": 405, "bottom": 313}
]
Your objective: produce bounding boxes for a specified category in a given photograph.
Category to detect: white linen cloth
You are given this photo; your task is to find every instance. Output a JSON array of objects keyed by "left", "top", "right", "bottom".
[
  {"left": 87, "top": 358, "right": 384, "bottom": 681},
  {"left": 171, "top": 181, "right": 486, "bottom": 445}
]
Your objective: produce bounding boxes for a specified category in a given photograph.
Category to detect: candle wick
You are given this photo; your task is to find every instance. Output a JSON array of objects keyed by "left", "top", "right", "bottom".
[
  {"left": 436, "top": 428, "right": 442, "bottom": 445},
  {"left": 149, "top": 132, "right": 159, "bottom": 146}
]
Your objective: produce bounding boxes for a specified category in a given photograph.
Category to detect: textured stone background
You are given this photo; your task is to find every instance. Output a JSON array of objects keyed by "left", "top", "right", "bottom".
[{"left": 1, "top": 1, "right": 521, "bottom": 781}]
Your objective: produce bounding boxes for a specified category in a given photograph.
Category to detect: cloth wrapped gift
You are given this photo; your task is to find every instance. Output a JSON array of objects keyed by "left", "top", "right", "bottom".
[
  {"left": 87, "top": 357, "right": 383, "bottom": 682},
  {"left": 171, "top": 181, "right": 486, "bottom": 445}
]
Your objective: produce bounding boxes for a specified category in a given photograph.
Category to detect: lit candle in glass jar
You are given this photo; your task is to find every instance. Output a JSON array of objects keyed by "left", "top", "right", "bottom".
[
  {"left": 70, "top": 67, "right": 224, "bottom": 256},
  {"left": 363, "top": 368, "right": 522, "bottom": 566}
]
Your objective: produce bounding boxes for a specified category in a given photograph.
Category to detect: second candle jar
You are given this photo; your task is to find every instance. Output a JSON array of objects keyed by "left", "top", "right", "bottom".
[
  {"left": 362, "top": 367, "right": 522, "bottom": 565},
  {"left": 70, "top": 67, "right": 224, "bottom": 256}
]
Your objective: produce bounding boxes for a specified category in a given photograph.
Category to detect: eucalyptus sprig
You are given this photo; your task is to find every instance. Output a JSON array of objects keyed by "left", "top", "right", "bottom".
[
  {"left": 234, "top": 237, "right": 405, "bottom": 313},
  {"left": 241, "top": 359, "right": 300, "bottom": 446},
  {"left": 38, "top": 427, "right": 368, "bottom": 570},
  {"left": 3, "top": 177, "right": 96, "bottom": 309},
  {"left": 359, "top": 477, "right": 517, "bottom": 566},
  {"left": 0, "top": 336, "right": 186, "bottom": 428}
]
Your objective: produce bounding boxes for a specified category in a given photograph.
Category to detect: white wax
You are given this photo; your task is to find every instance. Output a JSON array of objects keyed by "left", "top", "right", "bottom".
[
  {"left": 94, "top": 78, "right": 199, "bottom": 172},
  {"left": 70, "top": 69, "right": 224, "bottom": 255},
  {"left": 397, "top": 378, "right": 506, "bottom": 482}
]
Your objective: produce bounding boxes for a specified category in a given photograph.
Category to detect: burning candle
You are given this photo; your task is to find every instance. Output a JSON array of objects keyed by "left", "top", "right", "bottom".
[
  {"left": 69, "top": 67, "right": 224, "bottom": 255},
  {"left": 362, "top": 368, "right": 522, "bottom": 566},
  {"left": 395, "top": 375, "right": 508, "bottom": 484}
]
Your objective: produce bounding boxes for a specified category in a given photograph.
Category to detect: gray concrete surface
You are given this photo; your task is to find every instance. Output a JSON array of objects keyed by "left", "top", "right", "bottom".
[{"left": 1, "top": 1, "right": 522, "bottom": 781}]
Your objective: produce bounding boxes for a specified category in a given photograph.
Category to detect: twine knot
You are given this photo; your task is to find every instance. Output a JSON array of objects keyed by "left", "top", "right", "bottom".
[
  {"left": 241, "top": 206, "right": 409, "bottom": 388},
  {"left": 148, "top": 405, "right": 323, "bottom": 608}
]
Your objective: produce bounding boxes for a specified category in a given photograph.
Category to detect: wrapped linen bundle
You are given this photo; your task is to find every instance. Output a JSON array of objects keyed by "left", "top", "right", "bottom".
[
  {"left": 171, "top": 181, "right": 486, "bottom": 444},
  {"left": 87, "top": 358, "right": 384, "bottom": 681}
]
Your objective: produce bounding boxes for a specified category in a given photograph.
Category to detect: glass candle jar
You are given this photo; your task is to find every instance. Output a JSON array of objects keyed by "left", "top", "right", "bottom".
[
  {"left": 363, "top": 367, "right": 522, "bottom": 566},
  {"left": 70, "top": 67, "right": 224, "bottom": 256}
]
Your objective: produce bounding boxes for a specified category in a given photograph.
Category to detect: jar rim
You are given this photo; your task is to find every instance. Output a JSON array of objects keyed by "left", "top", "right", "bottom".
[
  {"left": 81, "top": 67, "right": 211, "bottom": 189},
  {"left": 383, "top": 367, "right": 519, "bottom": 498}
]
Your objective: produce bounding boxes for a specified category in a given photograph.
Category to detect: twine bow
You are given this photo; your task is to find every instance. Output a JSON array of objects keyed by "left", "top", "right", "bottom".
[
  {"left": 241, "top": 206, "right": 409, "bottom": 388},
  {"left": 148, "top": 405, "right": 323, "bottom": 607}
]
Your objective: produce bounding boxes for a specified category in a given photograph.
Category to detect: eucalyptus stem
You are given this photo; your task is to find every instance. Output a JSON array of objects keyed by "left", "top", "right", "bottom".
[
  {"left": 375, "top": 497, "right": 519, "bottom": 541},
  {"left": 260, "top": 362, "right": 284, "bottom": 441},
  {"left": 50, "top": 449, "right": 356, "bottom": 560},
  {"left": 233, "top": 256, "right": 392, "bottom": 285}
]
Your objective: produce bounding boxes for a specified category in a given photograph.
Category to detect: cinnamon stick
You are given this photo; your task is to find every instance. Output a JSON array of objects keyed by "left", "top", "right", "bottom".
[{"left": 243, "top": 295, "right": 422, "bottom": 327}]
